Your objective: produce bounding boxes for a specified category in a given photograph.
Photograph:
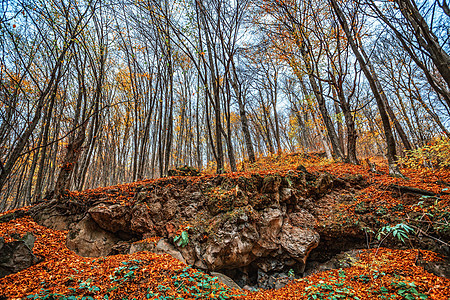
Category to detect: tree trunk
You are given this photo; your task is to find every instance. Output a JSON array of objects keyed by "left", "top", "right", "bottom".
[
  {"left": 360, "top": 47, "right": 413, "bottom": 151},
  {"left": 54, "top": 130, "right": 86, "bottom": 199},
  {"left": 395, "top": 0, "right": 450, "bottom": 88}
]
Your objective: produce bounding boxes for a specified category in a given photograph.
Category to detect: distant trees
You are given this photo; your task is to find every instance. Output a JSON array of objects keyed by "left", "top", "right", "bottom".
[{"left": 0, "top": 0, "right": 99, "bottom": 206}]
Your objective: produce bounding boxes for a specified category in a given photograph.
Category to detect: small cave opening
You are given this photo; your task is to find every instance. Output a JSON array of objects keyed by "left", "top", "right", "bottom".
[{"left": 211, "top": 261, "right": 310, "bottom": 291}]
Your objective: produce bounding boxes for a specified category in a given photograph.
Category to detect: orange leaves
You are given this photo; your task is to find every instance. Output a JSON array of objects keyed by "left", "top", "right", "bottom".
[
  {"left": 0, "top": 217, "right": 223, "bottom": 299},
  {"left": 240, "top": 248, "right": 450, "bottom": 300}
]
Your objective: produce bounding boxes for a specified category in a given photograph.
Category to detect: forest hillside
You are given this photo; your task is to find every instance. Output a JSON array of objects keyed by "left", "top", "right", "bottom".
[
  {"left": 0, "top": 152, "right": 449, "bottom": 299},
  {"left": 1, "top": 0, "right": 450, "bottom": 298}
]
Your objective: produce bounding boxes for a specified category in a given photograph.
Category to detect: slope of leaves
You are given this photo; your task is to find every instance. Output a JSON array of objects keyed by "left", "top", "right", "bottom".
[
  {"left": 0, "top": 217, "right": 244, "bottom": 299},
  {"left": 1, "top": 152, "right": 449, "bottom": 299},
  {"left": 1, "top": 217, "right": 448, "bottom": 299}
]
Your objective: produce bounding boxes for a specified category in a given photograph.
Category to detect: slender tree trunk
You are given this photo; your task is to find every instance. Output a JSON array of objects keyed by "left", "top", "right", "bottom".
[
  {"left": 334, "top": 87, "right": 359, "bottom": 164},
  {"left": 236, "top": 92, "right": 256, "bottom": 162},
  {"left": 395, "top": 0, "right": 450, "bottom": 88},
  {"left": 360, "top": 47, "right": 413, "bottom": 151},
  {"left": 333, "top": 97, "right": 345, "bottom": 155}
]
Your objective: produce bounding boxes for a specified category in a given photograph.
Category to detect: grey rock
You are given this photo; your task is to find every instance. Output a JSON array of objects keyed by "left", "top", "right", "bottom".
[
  {"left": 304, "top": 249, "right": 361, "bottom": 276},
  {"left": 155, "top": 239, "right": 186, "bottom": 264},
  {"left": 129, "top": 240, "right": 158, "bottom": 254},
  {"left": 0, "top": 234, "right": 39, "bottom": 278}
]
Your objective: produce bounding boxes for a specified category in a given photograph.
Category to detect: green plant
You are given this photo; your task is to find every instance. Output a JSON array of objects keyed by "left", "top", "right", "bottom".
[
  {"left": 288, "top": 268, "right": 295, "bottom": 277},
  {"left": 173, "top": 229, "right": 189, "bottom": 247},
  {"left": 304, "top": 270, "right": 361, "bottom": 300},
  {"left": 77, "top": 279, "right": 100, "bottom": 293},
  {"left": 107, "top": 259, "right": 141, "bottom": 293},
  {"left": 391, "top": 278, "right": 427, "bottom": 300},
  {"left": 25, "top": 289, "right": 86, "bottom": 300},
  {"left": 376, "top": 223, "right": 414, "bottom": 244},
  {"left": 351, "top": 274, "right": 370, "bottom": 284},
  {"left": 146, "top": 266, "right": 244, "bottom": 300}
]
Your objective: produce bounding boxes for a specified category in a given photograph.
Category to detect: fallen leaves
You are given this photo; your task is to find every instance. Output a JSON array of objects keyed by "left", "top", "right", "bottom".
[
  {"left": 243, "top": 248, "right": 449, "bottom": 300},
  {"left": 0, "top": 217, "right": 241, "bottom": 299}
]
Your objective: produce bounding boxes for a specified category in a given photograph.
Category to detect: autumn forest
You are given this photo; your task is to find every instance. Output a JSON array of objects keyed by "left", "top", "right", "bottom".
[{"left": 0, "top": 0, "right": 450, "bottom": 299}]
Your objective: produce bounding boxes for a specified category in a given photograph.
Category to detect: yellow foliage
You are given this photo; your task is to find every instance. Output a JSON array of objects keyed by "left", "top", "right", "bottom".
[{"left": 399, "top": 137, "right": 450, "bottom": 170}]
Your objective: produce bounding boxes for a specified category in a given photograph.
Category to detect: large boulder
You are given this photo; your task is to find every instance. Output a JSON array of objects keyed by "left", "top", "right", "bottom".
[
  {"left": 66, "top": 215, "right": 119, "bottom": 257},
  {"left": 252, "top": 208, "right": 283, "bottom": 257},
  {"left": 0, "top": 233, "right": 39, "bottom": 278},
  {"left": 280, "top": 221, "right": 320, "bottom": 267}
]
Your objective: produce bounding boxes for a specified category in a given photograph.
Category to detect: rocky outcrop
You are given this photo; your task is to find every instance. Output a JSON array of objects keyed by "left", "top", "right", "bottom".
[
  {"left": 58, "top": 169, "right": 342, "bottom": 287},
  {"left": 188, "top": 206, "right": 319, "bottom": 274},
  {"left": 0, "top": 233, "right": 39, "bottom": 278}
]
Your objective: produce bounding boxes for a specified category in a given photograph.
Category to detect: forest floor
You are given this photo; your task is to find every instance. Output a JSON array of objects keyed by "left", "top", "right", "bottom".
[{"left": 0, "top": 153, "right": 449, "bottom": 299}]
